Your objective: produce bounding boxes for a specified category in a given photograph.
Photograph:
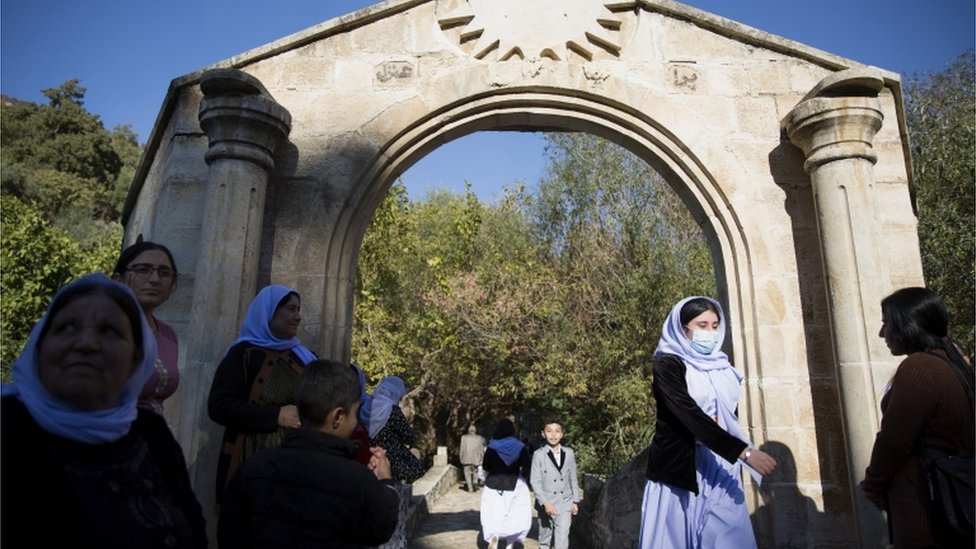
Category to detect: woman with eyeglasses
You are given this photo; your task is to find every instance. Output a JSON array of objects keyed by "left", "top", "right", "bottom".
[{"left": 112, "top": 241, "right": 180, "bottom": 414}]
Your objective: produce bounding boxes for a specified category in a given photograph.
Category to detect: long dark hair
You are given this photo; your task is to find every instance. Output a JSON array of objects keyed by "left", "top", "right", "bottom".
[{"left": 881, "top": 287, "right": 969, "bottom": 370}]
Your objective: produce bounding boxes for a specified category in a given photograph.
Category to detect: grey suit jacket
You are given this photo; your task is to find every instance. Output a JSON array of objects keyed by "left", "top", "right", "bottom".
[{"left": 530, "top": 445, "right": 581, "bottom": 513}]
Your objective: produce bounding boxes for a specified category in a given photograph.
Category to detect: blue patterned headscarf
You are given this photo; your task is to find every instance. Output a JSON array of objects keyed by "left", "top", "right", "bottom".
[
  {"left": 225, "top": 284, "right": 316, "bottom": 364},
  {"left": 1, "top": 273, "right": 157, "bottom": 443}
]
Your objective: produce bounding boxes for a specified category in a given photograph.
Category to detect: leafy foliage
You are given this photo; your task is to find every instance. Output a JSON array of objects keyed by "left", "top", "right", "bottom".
[
  {"left": 354, "top": 133, "right": 715, "bottom": 475},
  {"left": 0, "top": 81, "right": 136, "bottom": 379},
  {"left": 0, "top": 196, "right": 121, "bottom": 376},
  {"left": 1, "top": 80, "right": 139, "bottom": 228},
  {"left": 904, "top": 50, "right": 976, "bottom": 355}
]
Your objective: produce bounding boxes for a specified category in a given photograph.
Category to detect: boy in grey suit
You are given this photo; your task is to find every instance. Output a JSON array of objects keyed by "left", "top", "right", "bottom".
[{"left": 530, "top": 418, "right": 580, "bottom": 549}]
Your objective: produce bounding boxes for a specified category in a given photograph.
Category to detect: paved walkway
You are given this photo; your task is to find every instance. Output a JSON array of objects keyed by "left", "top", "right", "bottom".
[{"left": 408, "top": 486, "right": 540, "bottom": 549}]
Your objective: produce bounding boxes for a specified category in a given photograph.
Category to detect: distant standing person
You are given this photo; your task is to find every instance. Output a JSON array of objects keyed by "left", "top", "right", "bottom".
[
  {"left": 530, "top": 417, "right": 580, "bottom": 549},
  {"left": 481, "top": 418, "right": 532, "bottom": 549},
  {"left": 861, "top": 287, "right": 975, "bottom": 548},
  {"left": 112, "top": 241, "right": 180, "bottom": 414},
  {"left": 460, "top": 424, "right": 486, "bottom": 492},
  {"left": 208, "top": 284, "right": 317, "bottom": 504},
  {"left": 360, "top": 375, "right": 427, "bottom": 483},
  {"left": 639, "top": 296, "right": 776, "bottom": 549}
]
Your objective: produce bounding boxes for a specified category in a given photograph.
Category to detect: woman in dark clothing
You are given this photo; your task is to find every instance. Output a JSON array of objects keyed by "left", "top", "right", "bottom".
[
  {"left": 0, "top": 274, "right": 207, "bottom": 548},
  {"left": 208, "top": 284, "right": 317, "bottom": 504},
  {"left": 361, "top": 375, "right": 427, "bottom": 483},
  {"left": 480, "top": 418, "right": 532, "bottom": 549},
  {"left": 861, "top": 287, "right": 975, "bottom": 548}
]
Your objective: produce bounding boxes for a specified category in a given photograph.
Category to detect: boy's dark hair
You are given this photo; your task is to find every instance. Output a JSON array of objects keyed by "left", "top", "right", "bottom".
[
  {"left": 297, "top": 359, "right": 361, "bottom": 428},
  {"left": 541, "top": 417, "right": 564, "bottom": 430}
]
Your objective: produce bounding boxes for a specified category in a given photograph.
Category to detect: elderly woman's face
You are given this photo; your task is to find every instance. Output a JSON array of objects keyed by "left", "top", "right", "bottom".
[{"left": 37, "top": 292, "right": 140, "bottom": 411}]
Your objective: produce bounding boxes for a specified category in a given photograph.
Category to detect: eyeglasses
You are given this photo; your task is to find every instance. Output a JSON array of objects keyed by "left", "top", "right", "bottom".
[{"left": 127, "top": 263, "right": 175, "bottom": 280}]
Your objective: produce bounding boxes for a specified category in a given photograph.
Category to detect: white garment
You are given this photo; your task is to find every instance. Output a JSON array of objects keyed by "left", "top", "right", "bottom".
[{"left": 480, "top": 477, "right": 532, "bottom": 544}]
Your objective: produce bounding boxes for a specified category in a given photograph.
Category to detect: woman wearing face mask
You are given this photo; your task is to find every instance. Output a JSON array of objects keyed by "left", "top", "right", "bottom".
[
  {"left": 638, "top": 296, "right": 777, "bottom": 549},
  {"left": 207, "top": 284, "right": 317, "bottom": 505}
]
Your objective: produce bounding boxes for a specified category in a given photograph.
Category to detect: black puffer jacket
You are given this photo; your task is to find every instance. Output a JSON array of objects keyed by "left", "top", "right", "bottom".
[{"left": 218, "top": 428, "right": 400, "bottom": 549}]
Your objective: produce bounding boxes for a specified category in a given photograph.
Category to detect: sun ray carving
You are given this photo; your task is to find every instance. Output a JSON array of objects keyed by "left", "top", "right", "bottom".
[{"left": 436, "top": 0, "right": 626, "bottom": 62}]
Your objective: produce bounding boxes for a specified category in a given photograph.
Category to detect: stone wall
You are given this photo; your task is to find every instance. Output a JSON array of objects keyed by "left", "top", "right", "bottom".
[{"left": 125, "top": 1, "right": 922, "bottom": 545}]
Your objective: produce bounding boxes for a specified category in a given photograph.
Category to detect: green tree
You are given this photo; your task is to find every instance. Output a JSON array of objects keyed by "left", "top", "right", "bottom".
[
  {"left": 0, "top": 81, "right": 133, "bottom": 377},
  {"left": 530, "top": 133, "right": 714, "bottom": 473},
  {"left": 904, "top": 50, "right": 976, "bottom": 355},
  {"left": 1, "top": 80, "right": 139, "bottom": 226},
  {"left": 353, "top": 133, "right": 716, "bottom": 475},
  {"left": 0, "top": 197, "right": 120, "bottom": 378}
]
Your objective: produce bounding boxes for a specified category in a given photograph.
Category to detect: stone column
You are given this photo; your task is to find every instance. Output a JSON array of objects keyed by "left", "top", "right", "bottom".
[
  {"left": 180, "top": 68, "right": 291, "bottom": 522},
  {"left": 783, "top": 69, "right": 889, "bottom": 548}
]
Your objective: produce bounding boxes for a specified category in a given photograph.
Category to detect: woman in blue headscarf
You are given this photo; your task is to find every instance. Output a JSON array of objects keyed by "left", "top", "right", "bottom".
[
  {"left": 638, "top": 296, "right": 777, "bottom": 549},
  {"left": 360, "top": 375, "right": 427, "bottom": 483},
  {"left": 480, "top": 417, "right": 532, "bottom": 549},
  {"left": 1, "top": 274, "right": 207, "bottom": 547},
  {"left": 208, "top": 284, "right": 317, "bottom": 504}
]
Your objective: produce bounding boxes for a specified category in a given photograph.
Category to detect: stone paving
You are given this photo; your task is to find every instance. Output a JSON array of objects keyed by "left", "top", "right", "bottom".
[{"left": 408, "top": 486, "right": 540, "bottom": 549}]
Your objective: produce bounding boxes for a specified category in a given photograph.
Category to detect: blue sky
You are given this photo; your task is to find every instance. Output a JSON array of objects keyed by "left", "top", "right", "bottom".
[{"left": 2, "top": 0, "right": 973, "bottom": 200}]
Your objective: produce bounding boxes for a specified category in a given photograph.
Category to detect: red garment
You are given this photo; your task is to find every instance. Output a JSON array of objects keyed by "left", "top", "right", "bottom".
[{"left": 351, "top": 422, "right": 372, "bottom": 465}]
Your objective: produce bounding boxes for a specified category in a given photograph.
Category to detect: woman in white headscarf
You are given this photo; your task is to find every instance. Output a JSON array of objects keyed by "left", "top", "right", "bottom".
[
  {"left": 638, "top": 296, "right": 776, "bottom": 549},
  {"left": 1, "top": 273, "right": 207, "bottom": 548},
  {"left": 360, "top": 375, "right": 426, "bottom": 483},
  {"left": 208, "top": 284, "right": 317, "bottom": 504}
]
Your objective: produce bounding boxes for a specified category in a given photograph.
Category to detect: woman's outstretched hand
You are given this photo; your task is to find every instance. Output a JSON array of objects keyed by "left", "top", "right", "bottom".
[{"left": 742, "top": 448, "right": 777, "bottom": 476}]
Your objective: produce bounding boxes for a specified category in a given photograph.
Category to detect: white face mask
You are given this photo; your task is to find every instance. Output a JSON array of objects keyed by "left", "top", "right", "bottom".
[{"left": 689, "top": 329, "right": 720, "bottom": 354}]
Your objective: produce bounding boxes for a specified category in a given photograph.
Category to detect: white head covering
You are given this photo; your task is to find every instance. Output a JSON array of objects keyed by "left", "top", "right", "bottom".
[{"left": 1, "top": 273, "right": 157, "bottom": 443}]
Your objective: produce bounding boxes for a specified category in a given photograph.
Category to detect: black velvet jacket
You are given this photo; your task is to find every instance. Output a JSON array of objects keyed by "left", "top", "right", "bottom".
[{"left": 645, "top": 353, "right": 748, "bottom": 494}]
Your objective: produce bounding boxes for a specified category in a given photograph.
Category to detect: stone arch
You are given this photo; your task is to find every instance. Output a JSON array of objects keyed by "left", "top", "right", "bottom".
[
  {"left": 123, "top": 2, "right": 923, "bottom": 545},
  {"left": 323, "top": 87, "right": 760, "bottom": 375}
]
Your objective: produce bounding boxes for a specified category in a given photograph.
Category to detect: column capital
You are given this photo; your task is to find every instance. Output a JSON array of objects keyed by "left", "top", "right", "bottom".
[
  {"left": 783, "top": 69, "right": 885, "bottom": 173},
  {"left": 198, "top": 68, "right": 292, "bottom": 171}
]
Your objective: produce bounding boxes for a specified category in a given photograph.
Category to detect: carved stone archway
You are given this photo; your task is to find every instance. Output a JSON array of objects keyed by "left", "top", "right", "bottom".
[{"left": 124, "top": 1, "right": 921, "bottom": 546}]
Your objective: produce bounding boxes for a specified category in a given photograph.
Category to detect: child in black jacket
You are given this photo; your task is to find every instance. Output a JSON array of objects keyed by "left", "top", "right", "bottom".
[{"left": 218, "top": 359, "right": 400, "bottom": 549}]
